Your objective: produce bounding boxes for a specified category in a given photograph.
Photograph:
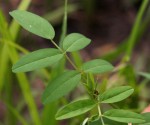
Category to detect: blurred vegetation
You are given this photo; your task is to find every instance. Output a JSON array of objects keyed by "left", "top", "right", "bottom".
[{"left": 0, "top": 0, "right": 150, "bottom": 125}]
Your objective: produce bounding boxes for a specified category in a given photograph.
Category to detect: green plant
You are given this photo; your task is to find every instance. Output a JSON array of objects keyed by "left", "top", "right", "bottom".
[
  {"left": 0, "top": 0, "right": 43, "bottom": 124},
  {"left": 9, "top": 9, "right": 150, "bottom": 125}
]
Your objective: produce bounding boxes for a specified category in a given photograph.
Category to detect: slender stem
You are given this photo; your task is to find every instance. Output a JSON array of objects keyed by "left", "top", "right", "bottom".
[
  {"left": 59, "top": 0, "right": 68, "bottom": 45},
  {"left": 51, "top": 39, "right": 63, "bottom": 52},
  {"left": 98, "top": 105, "right": 105, "bottom": 125},
  {"left": 50, "top": 39, "right": 79, "bottom": 70},
  {"left": 124, "top": 0, "right": 149, "bottom": 62},
  {"left": 65, "top": 54, "right": 79, "bottom": 70},
  {"left": 50, "top": 0, "right": 81, "bottom": 71}
]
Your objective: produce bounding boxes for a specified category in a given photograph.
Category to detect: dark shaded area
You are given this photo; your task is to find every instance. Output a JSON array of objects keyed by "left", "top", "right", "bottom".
[{"left": 1, "top": 0, "right": 145, "bottom": 52}]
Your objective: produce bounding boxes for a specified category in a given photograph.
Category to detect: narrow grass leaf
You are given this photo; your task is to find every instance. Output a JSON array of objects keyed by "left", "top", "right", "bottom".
[
  {"left": 138, "top": 72, "right": 150, "bottom": 80},
  {"left": 42, "top": 70, "right": 81, "bottom": 104},
  {"left": 55, "top": 99, "right": 96, "bottom": 120},
  {"left": 0, "top": 44, "right": 9, "bottom": 92},
  {"left": 42, "top": 102, "right": 58, "bottom": 125},
  {"left": 63, "top": 33, "right": 91, "bottom": 52},
  {"left": 12, "top": 48, "right": 63, "bottom": 72},
  {"left": 103, "top": 109, "right": 145, "bottom": 123},
  {"left": 6, "top": 103, "right": 28, "bottom": 125},
  {"left": 99, "top": 86, "right": 134, "bottom": 103},
  {"left": 9, "top": 47, "right": 42, "bottom": 125},
  {"left": 9, "top": 10, "right": 55, "bottom": 39},
  {"left": 82, "top": 59, "right": 114, "bottom": 74}
]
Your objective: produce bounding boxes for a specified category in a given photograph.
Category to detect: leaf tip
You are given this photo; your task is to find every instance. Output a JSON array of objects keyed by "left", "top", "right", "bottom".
[
  {"left": 9, "top": 11, "right": 12, "bottom": 16},
  {"left": 9, "top": 10, "right": 16, "bottom": 16},
  {"left": 12, "top": 66, "right": 17, "bottom": 73},
  {"left": 55, "top": 114, "right": 59, "bottom": 120}
]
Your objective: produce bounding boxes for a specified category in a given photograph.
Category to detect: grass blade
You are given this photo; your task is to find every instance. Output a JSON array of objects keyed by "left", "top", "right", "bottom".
[
  {"left": 9, "top": 0, "right": 31, "bottom": 40},
  {"left": 125, "top": 0, "right": 149, "bottom": 61},
  {"left": 8, "top": 46, "right": 42, "bottom": 125}
]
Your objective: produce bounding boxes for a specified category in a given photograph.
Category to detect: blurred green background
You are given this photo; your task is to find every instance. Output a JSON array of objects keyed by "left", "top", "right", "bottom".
[{"left": 0, "top": 0, "right": 150, "bottom": 125}]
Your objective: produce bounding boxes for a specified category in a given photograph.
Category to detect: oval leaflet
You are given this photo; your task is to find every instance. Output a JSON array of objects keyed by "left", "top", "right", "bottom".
[{"left": 10, "top": 10, "right": 55, "bottom": 39}]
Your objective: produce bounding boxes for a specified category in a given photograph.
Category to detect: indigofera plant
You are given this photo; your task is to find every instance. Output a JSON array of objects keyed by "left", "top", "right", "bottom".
[{"left": 10, "top": 10, "right": 149, "bottom": 125}]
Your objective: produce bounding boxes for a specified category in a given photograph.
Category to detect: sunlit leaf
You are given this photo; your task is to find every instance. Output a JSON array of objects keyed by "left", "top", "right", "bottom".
[
  {"left": 63, "top": 33, "right": 91, "bottom": 52},
  {"left": 55, "top": 99, "right": 96, "bottom": 120},
  {"left": 104, "top": 109, "right": 145, "bottom": 123},
  {"left": 42, "top": 70, "right": 81, "bottom": 104},
  {"left": 10, "top": 10, "right": 55, "bottom": 39},
  {"left": 82, "top": 59, "right": 114, "bottom": 74},
  {"left": 99, "top": 86, "right": 134, "bottom": 103},
  {"left": 12, "top": 48, "right": 63, "bottom": 72},
  {"left": 138, "top": 72, "right": 150, "bottom": 80}
]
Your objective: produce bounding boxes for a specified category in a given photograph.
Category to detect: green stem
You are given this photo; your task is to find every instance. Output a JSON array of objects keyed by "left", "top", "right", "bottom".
[
  {"left": 1, "top": 0, "right": 41, "bottom": 124},
  {"left": 8, "top": 47, "right": 42, "bottom": 125},
  {"left": 98, "top": 105, "right": 105, "bottom": 125},
  {"left": 0, "top": 39, "right": 50, "bottom": 80},
  {"left": 5, "top": 103, "right": 28, "bottom": 125},
  {"left": 51, "top": 0, "right": 82, "bottom": 71},
  {"left": 0, "top": 44, "right": 9, "bottom": 94},
  {"left": 59, "top": 0, "right": 68, "bottom": 46},
  {"left": 124, "top": 0, "right": 149, "bottom": 62},
  {"left": 0, "top": 38, "right": 28, "bottom": 54},
  {"left": 50, "top": 39, "right": 79, "bottom": 70},
  {"left": 51, "top": 39, "right": 63, "bottom": 52},
  {"left": 65, "top": 54, "right": 79, "bottom": 70}
]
